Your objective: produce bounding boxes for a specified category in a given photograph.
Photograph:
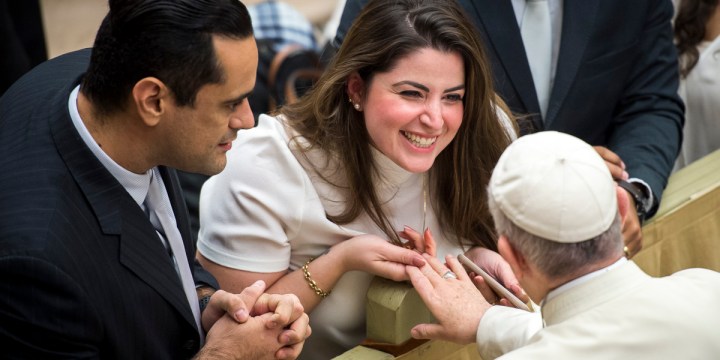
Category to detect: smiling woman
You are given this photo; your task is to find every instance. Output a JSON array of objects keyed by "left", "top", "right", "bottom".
[
  {"left": 196, "top": 0, "right": 518, "bottom": 358},
  {"left": 347, "top": 48, "right": 465, "bottom": 173}
]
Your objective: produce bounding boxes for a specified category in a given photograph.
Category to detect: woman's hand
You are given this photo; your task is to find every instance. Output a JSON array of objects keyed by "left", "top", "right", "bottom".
[
  {"left": 398, "top": 226, "right": 437, "bottom": 256},
  {"left": 331, "top": 234, "right": 426, "bottom": 282}
]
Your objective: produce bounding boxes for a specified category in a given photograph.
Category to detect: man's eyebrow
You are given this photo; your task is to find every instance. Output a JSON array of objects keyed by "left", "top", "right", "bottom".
[
  {"left": 222, "top": 90, "right": 253, "bottom": 105},
  {"left": 393, "top": 81, "right": 465, "bottom": 93}
]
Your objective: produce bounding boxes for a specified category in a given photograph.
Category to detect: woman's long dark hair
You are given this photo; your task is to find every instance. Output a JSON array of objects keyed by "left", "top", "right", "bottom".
[
  {"left": 281, "top": 0, "right": 514, "bottom": 251},
  {"left": 674, "top": 0, "right": 719, "bottom": 77}
]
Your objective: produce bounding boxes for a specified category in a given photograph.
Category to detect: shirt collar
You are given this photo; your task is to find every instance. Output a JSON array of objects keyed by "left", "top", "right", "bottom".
[
  {"left": 544, "top": 256, "right": 627, "bottom": 303},
  {"left": 371, "top": 146, "right": 417, "bottom": 188},
  {"left": 68, "top": 85, "right": 152, "bottom": 207}
]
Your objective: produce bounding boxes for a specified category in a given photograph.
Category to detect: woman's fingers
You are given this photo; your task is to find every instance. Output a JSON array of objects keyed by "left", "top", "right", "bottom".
[
  {"left": 424, "top": 228, "right": 437, "bottom": 257},
  {"left": 398, "top": 226, "right": 437, "bottom": 256}
]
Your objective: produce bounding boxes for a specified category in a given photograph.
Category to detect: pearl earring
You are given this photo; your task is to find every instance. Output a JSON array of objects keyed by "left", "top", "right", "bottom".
[{"left": 354, "top": 103, "right": 361, "bottom": 111}]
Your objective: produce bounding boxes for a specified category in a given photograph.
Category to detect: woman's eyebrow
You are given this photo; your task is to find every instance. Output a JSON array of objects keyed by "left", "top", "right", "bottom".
[
  {"left": 443, "top": 84, "right": 465, "bottom": 93},
  {"left": 393, "top": 80, "right": 429, "bottom": 92},
  {"left": 392, "top": 81, "right": 465, "bottom": 93}
]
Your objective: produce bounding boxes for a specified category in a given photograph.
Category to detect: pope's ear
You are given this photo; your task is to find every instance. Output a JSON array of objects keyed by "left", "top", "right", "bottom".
[
  {"left": 498, "top": 235, "right": 525, "bottom": 279},
  {"left": 132, "top": 77, "right": 169, "bottom": 126},
  {"left": 616, "top": 185, "right": 630, "bottom": 223}
]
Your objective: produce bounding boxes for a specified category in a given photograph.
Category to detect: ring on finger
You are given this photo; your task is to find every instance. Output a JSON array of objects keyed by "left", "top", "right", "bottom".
[{"left": 441, "top": 270, "right": 458, "bottom": 280}]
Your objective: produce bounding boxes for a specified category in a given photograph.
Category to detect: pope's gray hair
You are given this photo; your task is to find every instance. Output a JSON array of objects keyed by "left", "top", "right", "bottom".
[{"left": 487, "top": 189, "right": 624, "bottom": 279}]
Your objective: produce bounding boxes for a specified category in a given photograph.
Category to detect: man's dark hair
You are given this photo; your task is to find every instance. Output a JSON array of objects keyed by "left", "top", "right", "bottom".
[{"left": 82, "top": 0, "right": 253, "bottom": 116}]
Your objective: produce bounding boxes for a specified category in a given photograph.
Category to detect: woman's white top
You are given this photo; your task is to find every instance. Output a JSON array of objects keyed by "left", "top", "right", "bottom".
[
  {"left": 198, "top": 112, "right": 514, "bottom": 359},
  {"left": 675, "top": 36, "right": 720, "bottom": 171}
]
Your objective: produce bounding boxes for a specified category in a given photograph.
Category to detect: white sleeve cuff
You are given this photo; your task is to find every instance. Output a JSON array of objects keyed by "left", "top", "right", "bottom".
[{"left": 475, "top": 305, "right": 543, "bottom": 359}]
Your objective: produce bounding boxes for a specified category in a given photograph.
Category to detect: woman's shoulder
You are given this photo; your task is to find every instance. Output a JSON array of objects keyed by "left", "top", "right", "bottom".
[
  {"left": 249, "top": 113, "right": 318, "bottom": 152},
  {"left": 247, "top": 113, "right": 290, "bottom": 140},
  {"left": 218, "top": 114, "right": 305, "bottom": 180},
  {"left": 234, "top": 114, "right": 300, "bottom": 156}
]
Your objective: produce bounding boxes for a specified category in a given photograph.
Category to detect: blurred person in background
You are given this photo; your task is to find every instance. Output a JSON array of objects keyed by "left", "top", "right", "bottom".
[
  {"left": 0, "top": 0, "right": 46, "bottom": 95},
  {"left": 673, "top": 0, "right": 720, "bottom": 170}
]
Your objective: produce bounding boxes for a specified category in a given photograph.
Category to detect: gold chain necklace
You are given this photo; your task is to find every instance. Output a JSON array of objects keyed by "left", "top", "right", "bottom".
[{"left": 422, "top": 173, "right": 427, "bottom": 235}]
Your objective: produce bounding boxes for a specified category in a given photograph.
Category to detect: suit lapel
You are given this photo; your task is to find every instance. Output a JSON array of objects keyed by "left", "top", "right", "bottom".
[
  {"left": 49, "top": 79, "right": 198, "bottom": 332},
  {"left": 545, "top": 0, "right": 599, "bottom": 126},
  {"left": 469, "top": 0, "right": 539, "bottom": 119}
]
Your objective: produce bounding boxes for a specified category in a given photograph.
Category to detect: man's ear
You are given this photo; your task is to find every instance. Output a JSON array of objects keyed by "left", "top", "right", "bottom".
[
  {"left": 616, "top": 185, "right": 630, "bottom": 223},
  {"left": 132, "top": 77, "right": 169, "bottom": 127},
  {"left": 498, "top": 235, "right": 526, "bottom": 280},
  {"left": 346, "top": 72, "right": 365, "bottom": 105}
]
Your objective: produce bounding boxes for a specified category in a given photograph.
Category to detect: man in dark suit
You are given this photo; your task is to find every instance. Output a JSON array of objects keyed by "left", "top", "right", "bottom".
[
  {"left": 0, "top": 0, "right": 310, "bottom": 358},
  {"left": 0, "top": 0, "right": 47, "bottom": 96},
  {"left": 334, "top": 0, "right": 684, "bottom": 258}
]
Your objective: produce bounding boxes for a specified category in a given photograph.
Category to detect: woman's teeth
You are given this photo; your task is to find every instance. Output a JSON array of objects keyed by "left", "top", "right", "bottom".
[{"left": 402, "top": 131, "right": 437, "bottom": 148}]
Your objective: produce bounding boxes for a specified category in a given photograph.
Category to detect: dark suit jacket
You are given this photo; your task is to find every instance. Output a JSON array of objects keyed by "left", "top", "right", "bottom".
[
  {"left": 335, "top": 0, "right": 684, "bottom": 217},
  {"left": 0, "top": 49, "right": 218, "bottom": 359}
]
